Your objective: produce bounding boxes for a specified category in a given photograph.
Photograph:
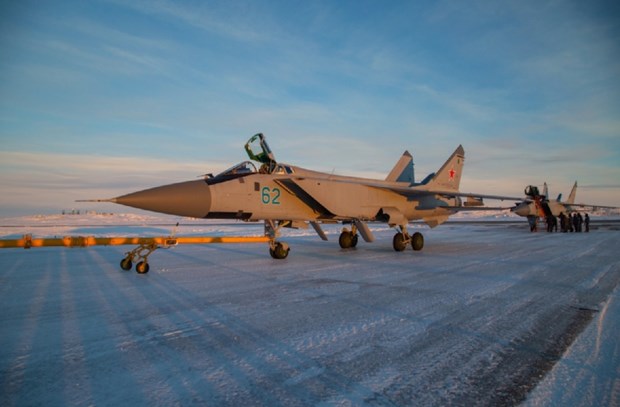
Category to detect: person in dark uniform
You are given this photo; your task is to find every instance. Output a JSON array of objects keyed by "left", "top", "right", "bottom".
[
  {"left": 528, "top": 216, "right": 537, "bottom": 232},
  {"left": 559, "top": 212, "right": 567, "bottom": 233},
  {"left": 573, "top": 213, "right": 579, "bottom": 232},
  {"left": 585, "top": 213, "right": 590, "bottom": 232}
]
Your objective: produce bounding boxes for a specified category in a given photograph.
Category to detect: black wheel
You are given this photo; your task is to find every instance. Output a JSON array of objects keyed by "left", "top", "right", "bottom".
[
  {"left": 120, "top": 257, "right": 132, "bottom": 271},
  {"left": 392, "top": 233, "right": 407, "bottom": 252},
  {"left": 270, "top": 242, "right": 289, "bottom": 259},
  {"left": 339, "top": 232, "right": 355, "bottom": 249},
  {"left": 135, "top": 261, "right": 150, "bottom": 274},
  {"left": 351, "top": 234, "right": 358, "bottom": 248},
  {"left": 411, "top": 232, "right": 424, "bottom": 251}
]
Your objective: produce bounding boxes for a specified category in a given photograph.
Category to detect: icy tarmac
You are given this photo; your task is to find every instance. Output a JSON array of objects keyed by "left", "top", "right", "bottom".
[{"left": 1, "top": 215, "right": 619, "bottom": 406}]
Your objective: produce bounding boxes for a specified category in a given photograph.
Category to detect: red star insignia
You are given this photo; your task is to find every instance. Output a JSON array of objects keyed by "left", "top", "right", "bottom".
[{"left": 449, "top": 168, "right": 456, "bottom": 180}]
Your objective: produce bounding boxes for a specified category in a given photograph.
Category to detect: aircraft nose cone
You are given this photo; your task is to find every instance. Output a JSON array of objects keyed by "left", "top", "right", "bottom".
[
  {"left": 512, "top": 202, "right": 530, "bottom": 217},
  {"left": 113, "top": 180, "right": 211, "bottom": 218}
]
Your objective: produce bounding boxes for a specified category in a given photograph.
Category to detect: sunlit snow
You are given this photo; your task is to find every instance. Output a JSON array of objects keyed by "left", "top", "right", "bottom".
[{"left": 1, "top": 213, "right": 618, "bottom": 406}]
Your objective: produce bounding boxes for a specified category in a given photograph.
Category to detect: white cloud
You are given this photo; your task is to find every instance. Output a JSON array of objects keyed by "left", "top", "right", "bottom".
[{"left": 0, "top": 151, "right": 228, "bottom": 213}]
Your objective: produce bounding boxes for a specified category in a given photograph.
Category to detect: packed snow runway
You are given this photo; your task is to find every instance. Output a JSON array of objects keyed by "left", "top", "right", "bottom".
[{"left": 1, "top": 214, "right": 619, "bottom": 406}]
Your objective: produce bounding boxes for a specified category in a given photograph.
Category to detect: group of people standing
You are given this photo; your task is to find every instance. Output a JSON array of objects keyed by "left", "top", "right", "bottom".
[{"left": 547, "top": 212, "right": 590, "bottom": 233}]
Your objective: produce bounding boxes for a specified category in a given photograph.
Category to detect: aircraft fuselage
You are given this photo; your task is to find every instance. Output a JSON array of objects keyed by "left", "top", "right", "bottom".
[{"left": 114, "top": 167, "right": 459, "bottom": 226}]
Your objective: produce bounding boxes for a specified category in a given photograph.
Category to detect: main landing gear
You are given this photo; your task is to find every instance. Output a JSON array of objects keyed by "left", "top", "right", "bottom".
[
  {"left": 338, "top": 223, "right": 424, "bottom": 253},
  {"left": 392, "top": 225, "right": 424, "bottom": 252}
]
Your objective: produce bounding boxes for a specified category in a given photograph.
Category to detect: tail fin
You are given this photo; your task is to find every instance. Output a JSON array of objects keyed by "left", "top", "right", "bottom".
[
  {"left": 567, "top": 181, "right": 577, "bottom": 204},
  {"left": 385, "top": 151, "right": 414, "bottom": 184},
  {"left": 424, "top": 145, "right": 465, "bottom": 192}
]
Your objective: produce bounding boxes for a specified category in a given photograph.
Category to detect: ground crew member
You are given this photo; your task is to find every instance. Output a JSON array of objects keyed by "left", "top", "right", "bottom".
[{"left": 559, "top": 212, "right": 567, "bottom": 232}]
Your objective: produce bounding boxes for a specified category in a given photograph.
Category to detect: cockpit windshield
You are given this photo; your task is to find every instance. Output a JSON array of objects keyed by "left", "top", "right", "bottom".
[{"left": 217, "top": 161, "right": 257, "bottom": 177}]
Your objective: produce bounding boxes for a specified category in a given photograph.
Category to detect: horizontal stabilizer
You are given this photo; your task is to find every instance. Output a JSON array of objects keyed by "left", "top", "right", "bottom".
[{"left": 423, "top": 215, "right": 449, "bottom": 228}]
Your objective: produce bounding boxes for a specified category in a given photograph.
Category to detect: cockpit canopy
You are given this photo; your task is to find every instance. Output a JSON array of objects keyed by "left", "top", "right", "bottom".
[
  {"left": 205, "top": 133, "right": 293, "bottom": 185},
  {"left": 206, "top": 133, "right": 295, "bottom": 184},
  {"left": 213, "top": 161, "right": 294, "bottom": 179},
  {"left": 218, "top": 161, "right": 257, "bottom": 177},
  {"left": 245, "top": 133, "right": 276, "bottom": 166}
]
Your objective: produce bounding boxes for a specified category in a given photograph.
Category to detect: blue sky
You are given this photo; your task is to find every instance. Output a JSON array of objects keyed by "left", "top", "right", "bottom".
[{"left": 1, "top": 0, "right": 619, "bottom": 215}]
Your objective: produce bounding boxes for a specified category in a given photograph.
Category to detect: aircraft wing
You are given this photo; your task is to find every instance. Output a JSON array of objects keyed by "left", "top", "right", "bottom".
[
  {"left": 566, "top": 203, "right": 620, "bottom": 210},
  {"left": 369, "top": 184, "right": 522, "bottom": 210},
  {"left": 276, "top": 176, "right": 521, "bottom": 214},
  {"left": 513, "top": 200, "right": 619, "bottom": 210},
  {"left": 441, "top": 205, "right": 514, "bottom": 211},
  {"left": 314, "top": 178, "right": 522, "bottom": 202}
]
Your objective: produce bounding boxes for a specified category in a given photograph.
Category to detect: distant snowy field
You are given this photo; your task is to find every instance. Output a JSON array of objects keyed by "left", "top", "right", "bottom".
[{"left": 1, "top": 213, "right": 618, "bottom": 406}]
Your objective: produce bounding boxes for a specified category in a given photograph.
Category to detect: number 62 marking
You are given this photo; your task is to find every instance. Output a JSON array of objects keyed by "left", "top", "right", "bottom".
[{"left": 261, "top": 186, "right": 281, "bottom": 205}]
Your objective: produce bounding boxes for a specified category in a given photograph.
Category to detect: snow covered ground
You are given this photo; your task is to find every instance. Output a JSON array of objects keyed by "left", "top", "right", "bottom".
[{"left": 0, "top": 213, "right": 618, "bottom": 406}]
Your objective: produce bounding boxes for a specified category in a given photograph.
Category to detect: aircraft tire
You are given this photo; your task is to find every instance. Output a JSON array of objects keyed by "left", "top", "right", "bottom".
[
  {"left": 120, "top": 258, "right": 133, "bottom": 271},
  {"left": 270, "top": 242, "right": 289, "bottom": 259},
  {"left": 339, "top": 232, "right": 357, "bottom": 249},
  {"left": 393, "top": 233, "right": 407, "bottom": 252},
  {"left": 135, "top": 261, "right": 150, "bottom": 274},
  {"left": 411, "top": 232, "right": 424, "bottom": 251}
]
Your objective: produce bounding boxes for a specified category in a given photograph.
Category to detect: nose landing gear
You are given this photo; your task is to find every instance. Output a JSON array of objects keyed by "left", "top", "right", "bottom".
[
  {"left": 120, "top": 241, "right": 159, "bottom": 274},
  {"left": 265, "top": 220, "right": 290, "bottom": 259},
  {"left": 269, "top": 241, "right": 290, "bottom": 259}
]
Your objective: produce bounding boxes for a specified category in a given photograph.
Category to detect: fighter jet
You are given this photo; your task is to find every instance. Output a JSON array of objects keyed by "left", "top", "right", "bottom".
[
  {"left": 92, "top": 134, "right": 517, "bottom": 260},
  {"left": 510, "top": 181, "right": 618, "bottom": 232},
  {"left": 512, "top": 181, "right": 618, "bottom": 220}
]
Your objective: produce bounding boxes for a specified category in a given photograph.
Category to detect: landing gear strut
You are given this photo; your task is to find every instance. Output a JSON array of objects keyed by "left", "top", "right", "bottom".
[
  {"left": 265, "top": 220, "right": 290, "bottom": 259},
  {"left": 392, "top": 225, "right": 424, "bottom": 252}
]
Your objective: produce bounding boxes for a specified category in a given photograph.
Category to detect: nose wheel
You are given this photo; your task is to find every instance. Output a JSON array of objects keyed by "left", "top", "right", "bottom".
[
  {"left": 269, "top": 241, "right": 290, "bottom": 259},
  {"left": 265, "top": 220, "right": 290, "bottom": 259},
  {"left": 135, "top": 261, "right": 150, "bottom": 274}
]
